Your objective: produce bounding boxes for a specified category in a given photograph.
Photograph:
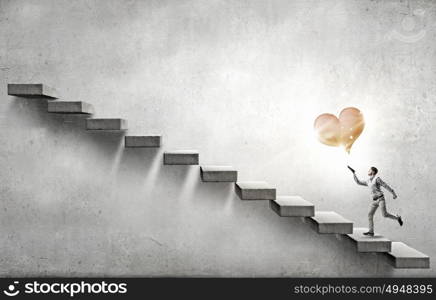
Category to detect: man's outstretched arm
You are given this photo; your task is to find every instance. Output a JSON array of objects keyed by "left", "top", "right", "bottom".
[
  {"left": 353, "top": 173, "right": 368, "bottom": 186},
  {"left": 377, "top": 178, "right": 398, "bottom": 198}
]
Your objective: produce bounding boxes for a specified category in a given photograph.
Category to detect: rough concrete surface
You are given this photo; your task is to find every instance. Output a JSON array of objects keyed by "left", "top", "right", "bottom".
[
  {"left": 200, "top": 166, "right": 238, "bottom": 182},
  {"left": 270, "top": 196, "right": 315, "bottom": 217},
  {"left": 0, "top": 0, "right": 435, "bottom": 276},
  {"left": 125, "top": 135, "right": 161, "bottom": 148}
]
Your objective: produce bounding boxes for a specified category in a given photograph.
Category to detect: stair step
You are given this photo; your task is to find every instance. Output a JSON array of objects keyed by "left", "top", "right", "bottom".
[
  {"left": 47, "top": 101, "right": 94, "bottom": 114},
  {"left": 200, "top": 166, "right": 237, "bottom": 182},
  {"left": 307, "top": 211, "right": 353, "bottom": 234},
  {"left": 270, "top": 196, "right": 314, "bottom": 217},
  {"left": 8, "top": 83, "right": 58, "bottom": 99},
  {"left": 384, "top": 242, "right": 430, "bottom": 269},
  {"left": 86, "top": 118, "right": 127, "bottom": 130},
  {"left": 125, "top": 135, "right": 161, "bottom": 148},
  {"left": 235, "top": 181, "right": 276, "bottom": 200},
  {"left": 164, "top": 150, "right": 199, "bottom": 165},
  {"left": 345, "top": 227, "right": 391, "bottom": 252}
]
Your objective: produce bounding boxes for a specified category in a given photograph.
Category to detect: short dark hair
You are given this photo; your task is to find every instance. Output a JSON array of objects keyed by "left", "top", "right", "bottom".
[{"left": 370, "top": 167, "right": 378, "bottom": 175}]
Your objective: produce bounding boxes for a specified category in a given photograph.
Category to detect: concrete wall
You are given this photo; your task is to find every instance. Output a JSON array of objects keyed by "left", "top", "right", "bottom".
[{"left": 0, "top": 0, "right": 435, "bottom": 276}]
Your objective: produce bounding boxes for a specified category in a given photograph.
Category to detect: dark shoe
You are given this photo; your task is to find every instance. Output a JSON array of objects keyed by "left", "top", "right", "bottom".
[
  {"left": 398, "top": 215, "right": 403, "bottom": 226},
  {"left": 363, "top": 231, "right": 374, "bottom": 236}
]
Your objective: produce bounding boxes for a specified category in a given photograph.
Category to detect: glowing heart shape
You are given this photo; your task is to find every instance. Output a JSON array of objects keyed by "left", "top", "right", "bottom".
[{"left": 314, "top": 107, "right": 365, "bottom": 153}]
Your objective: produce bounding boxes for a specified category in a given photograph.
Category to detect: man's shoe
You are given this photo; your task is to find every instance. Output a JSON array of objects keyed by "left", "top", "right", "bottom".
[
  {"left": 398, "top": 215, "right": 403, "bottom": 226},
  {"left": 363, "top": 231, "right": 374, "bottom": 236}
]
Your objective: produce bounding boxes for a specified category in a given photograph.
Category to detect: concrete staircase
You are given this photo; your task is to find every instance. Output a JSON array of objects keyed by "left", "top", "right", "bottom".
[
  {"left": 270, "top": 196, "right": 314, "bottom": 217},
  {"left": 307, "top": 211, "right": 353, "bottom": 234},
  {"left": 164, "top": 150, "right": 199, "bottom": 165},
  {"left": 86, "top": 118, "right": 128, "bottom": 131},
  {"left": 200, "top": 166, "right": 237, "bottom": 182},
  {"left": 344, "top": 227, "right": 392, "bottom": 252},
  {"left": 6, "top": 83, "right": 430, "bottom": 270},
  {"left": 235, "top": 182, "right": 276, "bottom": 200},
  {"left": 48, "top": 101, "right": 94, "bottom": 114},
  {"left": 385, "top": 242, "right": 430, "bottom": 269},
  {"left": 8, "top": 83, "right": 58, "bottom": 99},
  {"left": 125, "top": 135, "right": 161, "bottom": 148}
]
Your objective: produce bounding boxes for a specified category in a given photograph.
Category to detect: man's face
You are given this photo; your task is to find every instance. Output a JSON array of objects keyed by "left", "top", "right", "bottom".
[{"left": 368, "top": 168, "right": 374, "bottom": 176}]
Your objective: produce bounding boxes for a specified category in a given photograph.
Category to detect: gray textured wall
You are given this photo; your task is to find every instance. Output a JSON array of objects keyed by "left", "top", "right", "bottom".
[{"left": 0, "top": 0, "right": 435, "bottom": 276}]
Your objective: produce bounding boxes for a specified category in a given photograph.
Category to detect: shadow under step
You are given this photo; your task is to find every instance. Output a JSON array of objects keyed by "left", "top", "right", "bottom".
[
  {"left": 8, "top": 83, "right": 58, "bottom": 99},
  {"left": 48, "top": 101, "right": 94, "bottom": 114},
  {"left": 344, "top": 227, "right": 391, "bottom": 252},
  {"left": 86, "top": 118, "right": 127, "bottom": 131},
  {"left": 235, "top": 181, "right": 276, "bottom": 200},
  {"left": 200, "top": 166, "right": 237, "bottom": 182},
  {"left": 270, "top": 196, "right": 314, "bottom": 217},
  {"left": 306, "top": 211, "right": 353, "bottom": 234},
  {"left": 125, "top": 136, "right": 161, "bottom": 148},
  {"left": 164, "top": 150, "right": 199, "bottom": 165},
  {"left": 383, "top": 242, "right": 430, "bottom": 269}
]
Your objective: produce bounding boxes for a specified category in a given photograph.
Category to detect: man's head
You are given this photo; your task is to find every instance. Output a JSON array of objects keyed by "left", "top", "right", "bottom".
[{"left": 368, "top": 166, "right": 378, "bottom": 176}]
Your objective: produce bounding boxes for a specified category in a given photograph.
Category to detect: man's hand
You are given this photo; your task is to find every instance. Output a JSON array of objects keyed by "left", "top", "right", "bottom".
[{"left": 347, "top": 165, "right": 355, "bottom": 173}]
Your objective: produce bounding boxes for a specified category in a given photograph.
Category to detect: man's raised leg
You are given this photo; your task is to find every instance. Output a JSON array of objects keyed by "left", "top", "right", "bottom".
[{"left": 379, "top": 199, "right": 403, "bottom": 226}]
